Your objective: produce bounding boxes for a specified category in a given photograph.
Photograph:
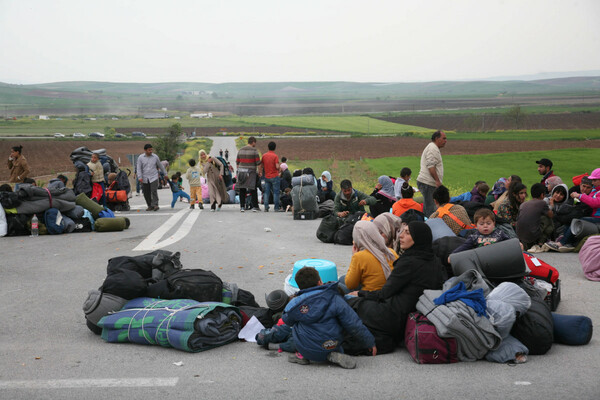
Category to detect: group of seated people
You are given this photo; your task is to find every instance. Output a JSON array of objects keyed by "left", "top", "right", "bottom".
[{"left": 257, "top": 164, "right": 598, "bottom": 369}]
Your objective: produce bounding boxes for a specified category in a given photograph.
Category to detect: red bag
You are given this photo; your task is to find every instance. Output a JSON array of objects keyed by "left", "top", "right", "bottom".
[
  {"left": 105, "top": 190, "right": 127, "bottom": 203},
  {"left": 90, "top": 183, "right": 103, "bottom": 202},
  {"left": 572, "top": 173, "right": 589, "bottom": 186},
  {"left": 523, "top": 252, "right": 559, "bottom": 283},
  {"left": 404, "top": 312, "right": 458, "bottom": 364}
]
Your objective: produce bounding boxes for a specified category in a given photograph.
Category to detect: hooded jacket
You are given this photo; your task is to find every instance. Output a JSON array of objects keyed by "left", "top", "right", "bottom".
[{"left": 282, "top": 282, "right": 374, "bottom": 362}]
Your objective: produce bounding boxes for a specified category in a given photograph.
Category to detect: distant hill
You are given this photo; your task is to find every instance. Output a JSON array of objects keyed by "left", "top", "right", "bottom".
[{"left": 1, "top": 76, "right": 600, "bottom": 115}]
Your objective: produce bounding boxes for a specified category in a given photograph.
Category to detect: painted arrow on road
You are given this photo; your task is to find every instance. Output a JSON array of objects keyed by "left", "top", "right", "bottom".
[{"left": 133, "top": 209, "right": 200, "bottom": 251}]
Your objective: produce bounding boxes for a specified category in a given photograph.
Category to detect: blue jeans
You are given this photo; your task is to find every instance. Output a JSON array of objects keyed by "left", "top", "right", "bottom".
[
  {"left": 263, "top": 176, "right": 281, "bottom": 211},
  {"left": 171, "top": 190, "right": 190, "bottom": 208},
  {"left": 417, "top": 181, "right": 437, "bottom": 217}
]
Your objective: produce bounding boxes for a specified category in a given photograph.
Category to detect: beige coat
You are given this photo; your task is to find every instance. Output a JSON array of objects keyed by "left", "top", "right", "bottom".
[
  {"left": 201, "top": 157, "right": 228, "bottom": 205},
  {"left": 7, "top": 155, "right": 30, "bottom": 183}
]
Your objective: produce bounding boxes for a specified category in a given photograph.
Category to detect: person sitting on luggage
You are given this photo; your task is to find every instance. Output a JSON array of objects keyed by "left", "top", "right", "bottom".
[
  {"left": 317, "top": 171, "right": 335, "bottom": 202},
  {"left": 168, "top": 174, "right": 191, "bottom": 208},
  {"left": 450, "top": 208, "right": 512, "bottom": 257},
  {"left": 334, "top": 179, "right": 376, "bottom": 219},
  {"left": 369, "top": 176, "right": 396, "bottom": 218},
  {"left": 516, "top": 183, "right": 554, "bottom": 252},
  {"left": 339, "top": 221, "right": 398, "bottom": 293},
  {"left": 283, "top": 266, "right": 377, "bottom": 368},
  {"left": 392, "top": 182, "right": 423, "bottom": 217},
  {"left": 429, "top": 185, "right": 474, "bottom": 235}
]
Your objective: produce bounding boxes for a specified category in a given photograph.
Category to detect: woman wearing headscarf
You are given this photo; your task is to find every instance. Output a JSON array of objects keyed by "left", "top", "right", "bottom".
[
  {"left": 317, "top": 171, "right": 335, "bottom": 202},
  {"left": 198, "top": 149, "right": 228, "bottom": 211},
  {"left": 369, "top": 175, "right": 396, "bottom": 217},
  {"left": 7, "top": 145, "right": 31, "bottom": 186},
  {"left": 345, "top": 221, "right": 445, "bottom": 353},
  {"left": 341, "top": 221, "right": 398, "bottom": 293},
  {"left": 372, "top": 213, "right": 403, "bottom": 254}
]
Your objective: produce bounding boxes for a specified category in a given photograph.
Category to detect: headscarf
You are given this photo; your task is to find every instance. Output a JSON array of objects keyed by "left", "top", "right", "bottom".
[
  {"left": 372, "top": 213, "right": 403, "bottom": 252},
  {"left": 280, "top": 163, "right": 288, "bottom": 171},
  {"left": 491, "top": 178, "right": 507, "bottom": 197},
  {"left": 320, "top": 171, "right": 331, "bottom": 187},
  {"left": 405, "top": 221, "right": 433, "bottom": 253},
  {"left": 198, "top": 149, "right": 209, "bottom": 163},
  {"left": 377, "top": 176, "right": 396, "bottom": 201},
  {"left": 352, "top": 220, "right": 396, "bottom": 279}
]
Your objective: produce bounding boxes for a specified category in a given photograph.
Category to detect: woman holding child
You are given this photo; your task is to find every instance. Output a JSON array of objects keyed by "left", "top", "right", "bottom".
[{"left": 345, "top": 221, "right": 445, "bottom": 354}]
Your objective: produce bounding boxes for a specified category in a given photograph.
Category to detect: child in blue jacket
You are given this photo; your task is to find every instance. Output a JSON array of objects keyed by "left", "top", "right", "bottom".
[
  {"left": 168, "top": 174, "right": 191, "bottom": 208},
  {"left": 282, "top": 267, "right": 377, "bottom": 369}
]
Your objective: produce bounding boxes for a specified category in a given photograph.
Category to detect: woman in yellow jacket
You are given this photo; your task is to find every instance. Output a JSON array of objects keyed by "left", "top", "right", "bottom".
[{"left": 340, "top": 221, "right": 398, "bottom": 293}]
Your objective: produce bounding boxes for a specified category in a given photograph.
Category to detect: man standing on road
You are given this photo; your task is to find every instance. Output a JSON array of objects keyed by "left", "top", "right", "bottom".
[
  {"left": 417, "top": 130, "right": 447, "bottom": 217},
  {"left": 137, "top": 143, "right": 167, "bottom": 211},
  {"left": 261, "top": 141, "right": 281, "bottom": 212},
  {"left": 236, "top": 136, "right": 261, "bottom": 212}
]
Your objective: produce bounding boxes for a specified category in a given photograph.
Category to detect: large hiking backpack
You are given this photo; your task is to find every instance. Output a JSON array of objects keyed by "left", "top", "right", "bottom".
[
  {"left": 115, "top": 169, "right": 131, "bottom": 194},
  {"left": 43, "top": 208, "right": 65, "bottom": 234},
  {"left": 215, "top": 156, "right": 233, "bottom": 188}
]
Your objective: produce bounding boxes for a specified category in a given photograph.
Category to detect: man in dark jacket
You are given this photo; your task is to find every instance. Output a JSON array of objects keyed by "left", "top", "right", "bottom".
[
  {"left": 283, "top": 267, "right": 376, "bottom": 369},
  {"left": 333, "top": 179, "right": 376, "bottom": 218}
]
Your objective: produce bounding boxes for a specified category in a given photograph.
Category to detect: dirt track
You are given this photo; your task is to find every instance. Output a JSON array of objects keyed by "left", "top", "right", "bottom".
[{"left": 2, "top": 137, "right": 598, "bottom": 182}]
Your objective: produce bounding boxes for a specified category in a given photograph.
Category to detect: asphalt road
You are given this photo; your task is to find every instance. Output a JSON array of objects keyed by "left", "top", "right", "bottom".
[{"left": 0, "top": 184, "right": 598, "bottom": 399}]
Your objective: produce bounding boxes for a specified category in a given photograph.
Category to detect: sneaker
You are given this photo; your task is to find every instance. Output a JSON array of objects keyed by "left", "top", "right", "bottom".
[
  {"left": 199, "top": 204, "right": 204, "bottom": 210},
  {"left": 326, "top": 352, "right": 356, "bottom": 369},
  {"left": 545, "top": 241, "right": 560, "bottom": 251},
  {"left": 210, "top": 209, "right": 216, "bottom": 212},
  {"left": 217, "top": 207, "right": 221, "bottom": 212},
  {"left": 540, "top": 243, "right": 551, "bottom": 252},
  {"left": 288, "top": 352, "right": 310, "bottom": 365},
  {"left": 264, "top": 208, "right": 269, "bottom": 212},
  {"left": 252, "top": 208, "right": 260, "bottom": 213},
  {"left": 527, "top": 245, "right": 543, "bottom": 253},
  {"left": 190, "top": 204, "right": 195, "bottom": 209},
  {"left": 146, "top": 207, "right": 153, "bottom": 211},
  {"left": 153, "top": 206, "right": 160, "bottom": 211},
  {"left": 558, "top": 244, "right": 575, "bottom": 253},
  {"left": 240, "top": 208, "right": 245, "bottom": 213}
]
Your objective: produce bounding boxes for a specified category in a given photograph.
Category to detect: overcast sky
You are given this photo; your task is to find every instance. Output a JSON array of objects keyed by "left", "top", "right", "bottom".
[{"left": 1, "top": 0, "right": 599, "bottom": 84}]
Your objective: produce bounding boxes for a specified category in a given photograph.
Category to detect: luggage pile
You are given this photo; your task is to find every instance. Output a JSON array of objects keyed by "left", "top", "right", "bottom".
[
  {"left": 83, "top": 250, "right": 270, "bottom": 352},
  {"left": 405, "top": 238, "right": 593, "bottom": 364}
]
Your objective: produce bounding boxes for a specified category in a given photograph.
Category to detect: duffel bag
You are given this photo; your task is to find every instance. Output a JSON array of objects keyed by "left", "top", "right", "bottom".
[
  {"left": 316, "top": 214, "right": 341, "bottom": 243},
  {"left": 159, "top": 269, "right": 224, "bottom": 302},
  {"left": 106, "top": 190, "right": 127, "bottom": 203},
  {"left": 551, "top": 313, "right": 593, "bottom": 346},
  {"left": 404, "top": 312, "right": 458, "bottom": 364}
]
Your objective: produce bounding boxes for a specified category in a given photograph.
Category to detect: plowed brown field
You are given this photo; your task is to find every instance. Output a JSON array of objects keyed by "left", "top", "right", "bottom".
[{"left": 2, "top": 138, "right": 598, "bottom": 182}]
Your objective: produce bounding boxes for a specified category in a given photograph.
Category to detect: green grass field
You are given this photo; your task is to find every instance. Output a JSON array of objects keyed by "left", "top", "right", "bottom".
[
  {"left": 446, "top": 129, "right": 600, "bottom": 141},
  {"left": 221, "top": 115, "right": 431, "bottom": 135},
  {"left": 288, "top": 148, "right": 598, "bottom": 196}
]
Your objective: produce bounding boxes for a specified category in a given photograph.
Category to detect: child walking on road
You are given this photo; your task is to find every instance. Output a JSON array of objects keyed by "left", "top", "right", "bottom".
[{"left": 168, "top": 174, "right": 191, "bottom": 208}]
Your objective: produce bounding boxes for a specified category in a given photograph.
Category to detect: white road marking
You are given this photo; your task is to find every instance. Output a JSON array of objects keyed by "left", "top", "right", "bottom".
[
  {"left": 133, "top": 209, "right": 201, "bottom": 251},
  {"left": 0, "top": 377, "right": 179, "bottom": 389}
]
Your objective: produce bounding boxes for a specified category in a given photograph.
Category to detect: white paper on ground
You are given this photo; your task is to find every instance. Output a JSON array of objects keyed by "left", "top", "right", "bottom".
[{"left": 237, "top": 315, "right": 265, "bottom": 342}]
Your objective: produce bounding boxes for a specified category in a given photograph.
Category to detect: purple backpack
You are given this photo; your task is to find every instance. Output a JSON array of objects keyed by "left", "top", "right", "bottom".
[{"left": 404, "top": 312, "right": 459, "bottom": 364}]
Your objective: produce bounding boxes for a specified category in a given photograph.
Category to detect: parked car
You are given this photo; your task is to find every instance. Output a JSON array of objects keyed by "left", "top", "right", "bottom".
[
  {"left": 88, "top": 132, "right": 105, "bottom": 138},
  {"left": 114, "top": 133, "right": 127, "bottom": 138},
  {"left": 131, "top": 131, "right": 147, "bottom": 137},
  {"left": 73, "top": 132, "right": 86, "bottom": 138},
  {"left": 53, "top": 133, "right": 65, "bottom": 138}
]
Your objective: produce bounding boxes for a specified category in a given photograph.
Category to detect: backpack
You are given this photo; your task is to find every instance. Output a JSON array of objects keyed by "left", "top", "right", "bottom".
[
  {"left": 510, "top": 296, "right": 554, "bottom": 355},
  {"left": 436, "top": 203, "right": 476, "bottom": 230},
  {"left": 333, "top": 212, "right": 365, "bottom": 245},
  {"left": 404, "top": 312, "right": 459, "bottom": 364},
  {"left": 164, "top": 269, "right": 224, "bottom": 302},
  {"left": 43, "top": 208, "right": 65, "bottom": 235},
  {"left": 316, "top": 214, "right": 341, "bottom": 243},
  {"left": 115, "top": 169, "right": 131, "bottom": 194},
  {"left": 215, "top": 156, "right": 233, "bottom": 188}
]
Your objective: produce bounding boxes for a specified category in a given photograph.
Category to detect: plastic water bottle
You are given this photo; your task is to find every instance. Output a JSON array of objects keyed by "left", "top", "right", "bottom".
[{"left": 31, "top": 214, "right": 39, "bottom": 237}]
